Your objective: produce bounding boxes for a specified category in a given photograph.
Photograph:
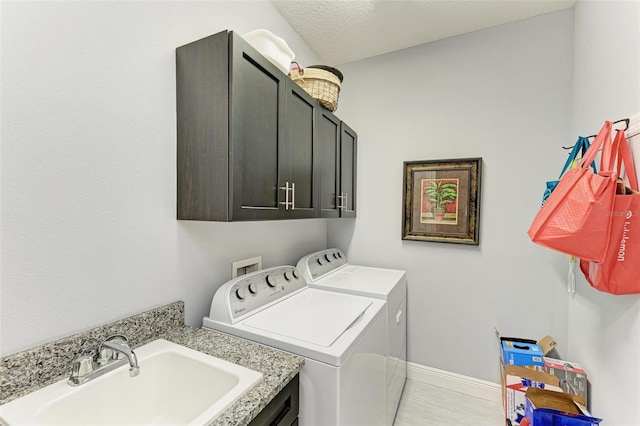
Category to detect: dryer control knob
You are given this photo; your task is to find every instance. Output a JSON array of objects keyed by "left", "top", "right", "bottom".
[
  {"left": 284, "top": 271, "right": 291, "bottom": 281},
  {"left": 266, "top": 275, "right": 277, "bottom": 287},
  {"left": 235, "top": 288, "right": 247, "bottom": 300},
  {"left": 291, "top": 270, "right": 299, "bottom": 279}
]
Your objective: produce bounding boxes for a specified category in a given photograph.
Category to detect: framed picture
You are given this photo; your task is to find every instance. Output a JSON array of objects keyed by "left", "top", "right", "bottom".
[{"left": 402, "top": 158, "right": 482, "bottom": 245}]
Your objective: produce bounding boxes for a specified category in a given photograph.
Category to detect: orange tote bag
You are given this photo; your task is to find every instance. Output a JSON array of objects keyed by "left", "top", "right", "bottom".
[
  {"left": 528, "top": 121, "right": 617, "bottom": 262},
  {"left": 580, "top": 130, "right": 640, "bottom": 294}
]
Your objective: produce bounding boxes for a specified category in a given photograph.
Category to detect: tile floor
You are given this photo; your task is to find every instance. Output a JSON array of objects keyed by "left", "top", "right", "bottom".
[{"left": 393, "top": 379, "right": 504, "bottom": 425}]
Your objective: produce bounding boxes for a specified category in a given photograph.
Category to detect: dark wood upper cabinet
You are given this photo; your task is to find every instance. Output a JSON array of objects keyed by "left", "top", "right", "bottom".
[
  {"left": 317, "top": 109, "right": 357, "bottom": 218},
  {"left": 229, "top": 35, "right": 285, "bottom": 219},
  {"left": 177, "top": 30, "right": 353, "bottom": 221},
  {"left": 339, "top": 122, "right": 357, "bottom": 218},
  {"left": 285, "top": 83, "right": 318, "bottom": 217},
  {"left": 317, "top": 109, "right": 340, "bottom": 217}
]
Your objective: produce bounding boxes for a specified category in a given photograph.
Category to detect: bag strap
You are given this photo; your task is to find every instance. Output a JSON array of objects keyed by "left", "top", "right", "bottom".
[
  {"left": 559, "top": 137, "right": 596, "bottom": 177},
  {"left": 580, "top": 121, "right": 612, "bottom": 171},
  {"left": 579, "top": 137, "right": 598, "bottom": 174},
  {"left": 611, "top": 129, "right": 639, "bottom": 191}
]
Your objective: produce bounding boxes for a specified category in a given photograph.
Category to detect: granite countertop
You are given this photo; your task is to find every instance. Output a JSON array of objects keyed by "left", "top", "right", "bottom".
[
  {"left": 159, "top": 326, "right": 304, "bottom": 426},
  {"left": 0, "top": 302, "right": 304, "bottom": 426}
]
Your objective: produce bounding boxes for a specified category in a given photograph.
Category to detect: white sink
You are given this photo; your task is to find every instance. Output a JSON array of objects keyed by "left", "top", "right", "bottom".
[{"left": 0, "top": 339, "right": 263, "bottom": 425}]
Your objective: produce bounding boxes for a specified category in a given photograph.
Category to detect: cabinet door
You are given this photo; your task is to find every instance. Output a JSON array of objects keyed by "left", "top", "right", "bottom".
[
  {"left": 317, "top": 109, "right": 341, "bottom": 218},
  {"left": 248, "top": 374, "right": 299, "bottom": 426},
  {"left": 176, "top": 31, "right": 230, "bottom": 221},
  {"left": 286, "top": 82, "right": 318, "bottom": 218},
  {"left": 229, "top": 33, "right": 287, "bottom": 220},
  {"left": 340, "top": 122, "right": 357, "bottom": 218}
]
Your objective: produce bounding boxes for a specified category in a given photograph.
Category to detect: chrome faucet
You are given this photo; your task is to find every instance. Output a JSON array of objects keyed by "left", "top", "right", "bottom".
[
  {"left": 99, "top": 337, "right": 140, "bottom": 376},
  {"left": 68, "top": 335, "right": 140, "bottom": 386}
]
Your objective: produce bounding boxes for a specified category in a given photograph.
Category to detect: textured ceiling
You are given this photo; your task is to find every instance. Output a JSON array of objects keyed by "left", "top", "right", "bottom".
[{"left": 271, "top": 0, "right": 576, "bottom": 65}]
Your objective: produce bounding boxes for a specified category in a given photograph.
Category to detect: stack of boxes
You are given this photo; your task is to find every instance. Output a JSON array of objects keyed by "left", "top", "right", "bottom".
[{"left": 497, "top": 330, "right": 600, "bottom": 426}]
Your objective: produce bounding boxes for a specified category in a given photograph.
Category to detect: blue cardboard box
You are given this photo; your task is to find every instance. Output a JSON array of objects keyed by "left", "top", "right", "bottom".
[
  {"left": 524, "top": 387, "right": 601, "bottom": 426},
  {"left": 502, "top": 340, "right": 544, "bottom": 367}
]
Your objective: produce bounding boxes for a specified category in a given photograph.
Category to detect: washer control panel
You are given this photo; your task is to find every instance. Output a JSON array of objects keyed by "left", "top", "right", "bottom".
[
  {"left": 296, "top": 248, "right": 348, "bottom": 283},
  {"left": 209, "top": 266, "right": 306, "bottom": 324}
]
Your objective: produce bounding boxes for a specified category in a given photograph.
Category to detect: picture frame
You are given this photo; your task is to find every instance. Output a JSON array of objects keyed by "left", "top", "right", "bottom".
[{"left": 402, "top": 158, "right": 482, "bottom": 245}]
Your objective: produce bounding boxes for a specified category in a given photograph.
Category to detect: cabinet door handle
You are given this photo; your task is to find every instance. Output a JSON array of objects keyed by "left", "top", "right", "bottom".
[
  {"left": 291, "top": 182, "right": 295, "bottom": 211},
  {"left": 338, "top": 192, "right": 348, "bottom": 211},
  {"left": 279, "top": 182, "right": 290, "bottom": 210}
]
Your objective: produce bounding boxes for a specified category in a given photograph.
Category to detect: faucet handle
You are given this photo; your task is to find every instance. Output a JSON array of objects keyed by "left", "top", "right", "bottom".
[
  {"left": 68, "top": 355, "right": 94, "bottom": 385},
  {"left": 75, "top": 355, "right": 94, "bottom": 375},
  {"left": 97, "top": 347, "right": 114, "bottom": 365}
]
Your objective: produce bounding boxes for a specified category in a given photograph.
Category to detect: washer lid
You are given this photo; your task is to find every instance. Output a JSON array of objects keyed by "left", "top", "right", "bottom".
[
  {"left": 314, "top": 265, "right": 404, "bottom": 294},
  {"left": 243, "top": 289, "right": 372, "bottom": 347}
]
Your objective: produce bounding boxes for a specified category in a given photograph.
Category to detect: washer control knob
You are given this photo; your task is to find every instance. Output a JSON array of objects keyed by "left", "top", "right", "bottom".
[
  {"left": 333, "top": 252, "right": 339, "bottom": 259},
  {"left": 316, "top": 258, "right": 323, "bottom": 266},
  {"left": 291, "top": 269, "right": 299, "bottom": 279},
  {"left": 284, "top": 271, "right": 291, "bottom": 281},
  {"left": 235, "top": 287, "right": 247, "bottom": 300},
  {"left": 248, "top": 283, "right": 257, "bottom": 294},
  {"left": 266, "top": 275, "right": 277, "bottom": 287},
  {"left": 324, "top": 254, "right": 332, "bottom": 262}
]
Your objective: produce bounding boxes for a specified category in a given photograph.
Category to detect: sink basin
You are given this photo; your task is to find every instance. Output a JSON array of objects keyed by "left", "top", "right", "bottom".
[{"left": 0, "top": 339, "right": 263, "bottom": 425}]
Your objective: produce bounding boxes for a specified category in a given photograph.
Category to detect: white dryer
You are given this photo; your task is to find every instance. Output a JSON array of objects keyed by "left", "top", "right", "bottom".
[
  {"left": 203, "top": 265, "right": 387, "bottom": 426},
  {"left": 296, "top": 249, "right": 407, "bottom": 426}
]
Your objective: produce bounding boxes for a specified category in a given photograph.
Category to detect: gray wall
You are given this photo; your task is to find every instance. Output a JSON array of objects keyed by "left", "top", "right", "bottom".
[
  {"left": 568, "top": 0, "right": 640, "bottom": 422},
  {"left": 330, "top": 9, "right": 575, "bottom": 383},
  {"left": 1, "top": 1, "right": 326, "bottom": 356},
  {"left": 329, "top": 4, "right": 640, "bottom": 422}
]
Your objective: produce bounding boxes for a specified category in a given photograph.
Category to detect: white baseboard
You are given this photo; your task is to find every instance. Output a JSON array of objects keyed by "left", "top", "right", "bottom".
[{"left": 406, "top": 362, "right": 502, "bottom": 404}]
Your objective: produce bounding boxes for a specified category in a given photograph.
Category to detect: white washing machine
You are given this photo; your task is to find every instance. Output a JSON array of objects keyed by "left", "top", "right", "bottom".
[
  {"left": 203, "top": 265, "right": 387, "bottom": 426},
  {"left": 296, "top": 249, "right": 407, "bottom": 426}
]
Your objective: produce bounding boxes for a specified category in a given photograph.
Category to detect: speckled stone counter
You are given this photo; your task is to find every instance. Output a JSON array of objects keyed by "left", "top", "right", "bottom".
[{"left": 0, "top": 301, "right": 304, "bottom": 426}]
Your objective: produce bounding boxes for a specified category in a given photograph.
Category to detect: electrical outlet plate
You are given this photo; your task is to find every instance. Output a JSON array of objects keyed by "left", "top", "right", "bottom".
[{"left": 232, "top": 256, "right": 262, "bottom": 278}]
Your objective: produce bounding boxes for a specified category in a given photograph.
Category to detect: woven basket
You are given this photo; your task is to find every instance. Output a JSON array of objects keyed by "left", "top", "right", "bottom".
[{"left": 290, "top": 67, "right": 341, "bottom": 112}]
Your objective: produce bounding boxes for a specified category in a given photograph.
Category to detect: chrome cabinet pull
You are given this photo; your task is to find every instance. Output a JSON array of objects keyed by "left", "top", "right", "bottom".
[
  {"left": 291, "top": 182, "right": 295, "bottom": 210},
  {"left": 279, "top": 182, "right": 290, "bottom": 210},
  {"left": 279, "top": 182, "right": 295, "bottom": 210},
  {"left": 337, "top": 192, "right": 348, "bottom": 210}
]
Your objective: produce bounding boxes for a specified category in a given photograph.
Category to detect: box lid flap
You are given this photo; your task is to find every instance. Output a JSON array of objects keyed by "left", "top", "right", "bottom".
[
  {"left": 526, "top": 387, "right": 586, "bottom": 411},
  {"left": 537, "top": 335, "right": 557, "bottom": 355}
]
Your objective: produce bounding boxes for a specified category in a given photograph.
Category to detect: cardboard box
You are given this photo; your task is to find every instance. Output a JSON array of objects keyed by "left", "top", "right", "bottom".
[
  {"left": 502, "top": 341, "right": 544, "bottom": 367},
  {"left": 496, "top": 330, "right": 593, "bottom": 424},
  {"left": 496, "top": 329, "right": 557, "bottom": 367},
  {"left": 523, "top": 387, "right": 600, "bottom": 426},
  {"left": 544, "top": 357, "right": 588, "bottom": 401},
  {"left": 502, "top": 364, "right": 563, "bottom": 426}
]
